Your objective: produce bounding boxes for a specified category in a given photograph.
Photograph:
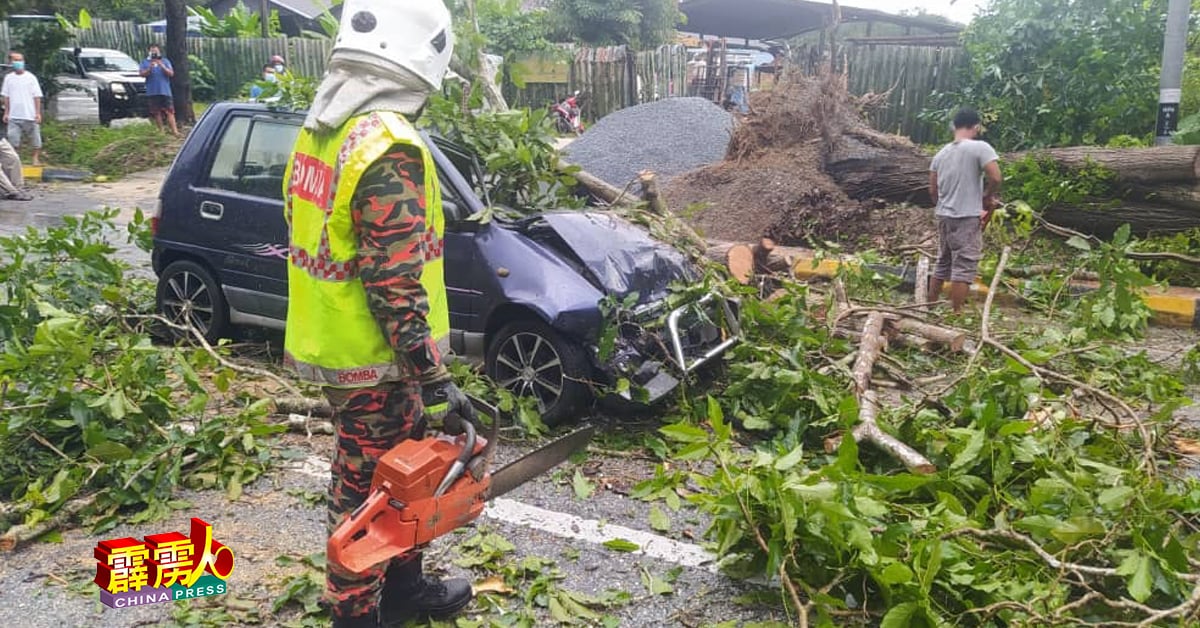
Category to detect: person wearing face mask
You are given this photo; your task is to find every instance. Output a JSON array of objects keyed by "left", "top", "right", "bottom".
[
  {"left": 139, "top": 44, "right": 179, "bottom": 137},
  {"left": 249, "top": 64, "right": 277, "bottom": 102},
  {"left": 2, "top": 52, "right": 43, "bottom": 167},
  {"left": 270, "top": 54, "right": 288, "bottom": 76}
]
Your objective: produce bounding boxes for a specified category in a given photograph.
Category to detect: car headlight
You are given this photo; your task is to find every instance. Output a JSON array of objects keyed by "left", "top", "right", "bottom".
[{"left": 110, "top": 83, "right": 126, "bottom": 94}]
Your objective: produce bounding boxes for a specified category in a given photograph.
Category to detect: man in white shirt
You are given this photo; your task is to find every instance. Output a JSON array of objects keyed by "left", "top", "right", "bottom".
[{"left": 2, "top": 52, "right": 43, "bottom": 166}]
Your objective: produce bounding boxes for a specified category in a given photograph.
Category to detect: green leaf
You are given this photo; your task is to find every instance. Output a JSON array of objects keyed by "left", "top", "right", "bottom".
[
  {"left": 548, "top": 594, "right": 572, "bottom": 623},
  {"left": 880, "top": 602, "right": 920, "bottom": 628},
  {"left": 1051, "top": 517, "right": 1106, "bottom": 544},
  {"left": 1065, "top": 235, "right": 1092, "bottom": 251},
  {"left": 640, "top": 567, "right": 674, "bottom": 595},
  {"left": 227, "top": 477, "right": 243, "bottom": 501},
  {"left": 878, "top": 561, "right": 915, "bottom": 585},
  {"left": 87, "top": 441, "right": 133, "bottom": 461},
  {"left": 774, "top": 444, "right": 804, "bottom": 471},
  {"left": 649, "top": 505, "right": 670, "bottom": 532},
  {"left": 572, "top": 469, "right": 595, "bottom": 500},
  {"left": 1128, "top": 554, "right": 1153, "bottom": 603},
  {"left": 603, "top": 538, "right": 640, "bottom": 553},
  {"left": 950, "top": 430, "right": 986, "bottom": 471},
  {"left": 659, "top": 423, "right": 708, "bottom": 443}
]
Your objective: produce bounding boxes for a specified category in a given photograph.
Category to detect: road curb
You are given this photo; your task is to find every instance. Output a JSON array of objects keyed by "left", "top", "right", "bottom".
[
  {"left": 23, "top": 166, "right": 94, "bottom": 182},
  {"left": 790, "top": 256, "right": 1199, "bottom": 329}
]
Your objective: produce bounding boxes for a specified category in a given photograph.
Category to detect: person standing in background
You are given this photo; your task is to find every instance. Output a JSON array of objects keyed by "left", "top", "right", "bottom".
[
  {"left": 927, "top": 108, "right": 1002, "bottom": 313},
  {"left": 249, "top": 63, "right": 277, "bottom": 102},
  {"left": 139, "top": 44, "right": 179, "bottom": 137},
  {"left": 2, "top": 52, "right": 43, "bottom": 166}
]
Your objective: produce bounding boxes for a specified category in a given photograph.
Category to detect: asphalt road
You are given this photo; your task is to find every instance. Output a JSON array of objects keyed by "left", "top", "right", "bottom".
[{"left": 0, "top": 172, "right": 788, "bottom": 627}]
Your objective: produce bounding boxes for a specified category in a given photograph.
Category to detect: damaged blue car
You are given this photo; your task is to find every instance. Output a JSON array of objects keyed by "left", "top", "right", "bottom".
[{"left": 150, "top": 103, "right": 739, "bottom": 423}]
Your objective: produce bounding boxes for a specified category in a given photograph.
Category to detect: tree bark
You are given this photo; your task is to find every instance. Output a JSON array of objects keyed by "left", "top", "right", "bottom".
[
  {"left": 1042, "top": 202, "right": 1200, "bottom": 238},
  {"left": 164, "top": 0, "right": 194, "bottom": 125},
  {"left": 1128, "top": 182, "right": 1200, "bottom": 212},
  {"left": 828, "top": 145, "right": 1200, "bottom": 208},
  {"left": 1008, "top": 146, "right": 1200, "bottom": 184}
]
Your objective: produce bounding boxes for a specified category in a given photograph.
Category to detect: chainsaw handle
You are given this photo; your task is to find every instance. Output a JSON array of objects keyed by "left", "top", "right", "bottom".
[{"left": 434, "top": 419, "right": 475, "bottom": 497}]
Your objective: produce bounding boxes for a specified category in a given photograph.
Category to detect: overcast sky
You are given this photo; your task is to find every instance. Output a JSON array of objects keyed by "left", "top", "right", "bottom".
[{"left": 841, "top": 0, "right": 989, "bottom": 25}]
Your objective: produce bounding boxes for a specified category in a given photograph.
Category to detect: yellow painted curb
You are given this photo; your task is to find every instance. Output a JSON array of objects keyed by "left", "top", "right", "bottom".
[
  {"left": 790, "top": 256, "right": 1199, "bottom": 329},
  {"left": 21, "top": 165, "right": 41, "bottom": 181}
]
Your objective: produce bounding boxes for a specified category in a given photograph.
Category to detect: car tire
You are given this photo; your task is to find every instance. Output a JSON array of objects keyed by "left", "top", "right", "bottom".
[
  {"left": 156, "top": 260, "right": 229, "bottom": 343},
  {"left": 486, "top": 320, "right": 591, "bottom": 426}
]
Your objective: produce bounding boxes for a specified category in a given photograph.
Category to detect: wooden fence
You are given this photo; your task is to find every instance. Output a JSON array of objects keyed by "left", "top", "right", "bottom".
[
  {"left": 511, "top": 44, "right": 689, "bottom": 121},
  {"left": 0, "top": 19, "right": 332, "bottom": 100},
  {"left": 845, "top": 43, "right": 964, "bottom": 145}
]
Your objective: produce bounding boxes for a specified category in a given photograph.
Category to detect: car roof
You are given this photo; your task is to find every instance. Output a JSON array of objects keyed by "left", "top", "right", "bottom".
[{"left": 64, "top": 47, "right": 135, "bottom": 56}]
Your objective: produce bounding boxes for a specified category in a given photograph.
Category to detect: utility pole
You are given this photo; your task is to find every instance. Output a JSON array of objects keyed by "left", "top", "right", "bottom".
[
  {"left": 261, "top": 0, "right": 271, "bottom": 38},
  {"left": 1155, "top": 0, "right": 1190, "bottom": 145}
]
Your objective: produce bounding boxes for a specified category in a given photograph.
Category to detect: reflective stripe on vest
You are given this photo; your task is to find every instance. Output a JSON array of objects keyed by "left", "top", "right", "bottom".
[{"left": 282, "top": 111, "right": 449, "bottom": 388}]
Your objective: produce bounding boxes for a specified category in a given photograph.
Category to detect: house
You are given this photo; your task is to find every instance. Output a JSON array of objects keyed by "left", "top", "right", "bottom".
[{"left": 205, "top": 0, "right": 339, "bottom": 37}]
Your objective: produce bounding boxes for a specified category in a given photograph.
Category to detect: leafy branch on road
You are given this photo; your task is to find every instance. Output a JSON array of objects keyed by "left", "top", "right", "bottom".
[
  {"left": 647, "top": 249, "right": 1200, "bottom": 625},
  {"left": 0, "top": 210, "right": 289, "bottom": 549}
]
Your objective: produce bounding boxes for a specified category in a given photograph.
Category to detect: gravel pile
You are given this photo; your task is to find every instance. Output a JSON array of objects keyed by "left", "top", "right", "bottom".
[{"left": 563, "top": 97, "right": 733, "bottom": 189}]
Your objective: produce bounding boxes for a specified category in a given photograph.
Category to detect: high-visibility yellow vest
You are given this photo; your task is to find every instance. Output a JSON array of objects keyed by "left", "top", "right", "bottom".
[{"left": 282, "top": 111, "right": 448, "bottom": 388}]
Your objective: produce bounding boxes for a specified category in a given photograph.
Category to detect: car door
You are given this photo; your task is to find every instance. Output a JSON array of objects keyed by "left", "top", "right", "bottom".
[
  {"left": 193, "top": 112, "right": 300, "bottom": 323},
  {"left": 428, "top": 137, "right": 488, "bottom": 350},
  {"left": 50, "top": 50, "right": 99, "bottom": 124}
]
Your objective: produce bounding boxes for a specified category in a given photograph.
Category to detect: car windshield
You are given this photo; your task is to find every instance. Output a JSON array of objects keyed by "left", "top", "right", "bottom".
[{"left": 79, "top": 53, "right": 140, "bottom": 73}]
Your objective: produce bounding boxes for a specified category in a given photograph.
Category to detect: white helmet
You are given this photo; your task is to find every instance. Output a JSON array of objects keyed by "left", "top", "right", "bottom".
[{"left": 333, "top": 0, "right": 454, "bottom": 90}]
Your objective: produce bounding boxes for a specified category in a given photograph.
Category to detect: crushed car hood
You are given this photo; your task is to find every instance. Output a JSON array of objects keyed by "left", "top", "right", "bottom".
[{"left": 534, "top": 212, "right": 696, "bottom": 304}]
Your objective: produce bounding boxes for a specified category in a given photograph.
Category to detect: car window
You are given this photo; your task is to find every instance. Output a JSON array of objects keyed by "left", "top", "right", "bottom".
[
  {"left": 79, "top": 53, "right": 141, "bottom": 73},
  {"left": 208, "top": 117, "right": 252, "bottom": 188},
  {"left": 207, "top": 116, "right": 300, "bottom": 201},
  {"left": 437, "top": 142, "right": 489, "bottom": 203},
  {"left": 56, "top": 51, "right": 77, "bottom": 75}
]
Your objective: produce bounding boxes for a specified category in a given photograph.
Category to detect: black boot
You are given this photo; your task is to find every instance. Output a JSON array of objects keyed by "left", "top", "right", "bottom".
[
  {"left": 380, "top": 554, "right": 473, "bottom": 625},
  {"left": 331, "top": 612, "right": 379, "bottom": 628}
]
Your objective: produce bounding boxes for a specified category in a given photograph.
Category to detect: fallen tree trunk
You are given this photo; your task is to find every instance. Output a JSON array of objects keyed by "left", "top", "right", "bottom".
[
  {"left": 1128, "top": 182, "right": 1200, "bottom": 212},
  {"left": 888, "top": 318, "right": 967, "bottom": 352},
  {"left": 828, "top": 311, "right": 936, "bottom": 474},
  {"left": 563, "top": 163, "right": 638, "bottom": 206},
  {"left": 826, "top": 143, "right": 1200, "bottom": 219},
  {"left": 1009, "top": 146, "right": 1200, "bottom": 184},
  {"left": 705, "top": 240, "right": 808, "bottom": 274},
  {"left": 1042, "top": 202, "right": 1200, "bottom": 237}
]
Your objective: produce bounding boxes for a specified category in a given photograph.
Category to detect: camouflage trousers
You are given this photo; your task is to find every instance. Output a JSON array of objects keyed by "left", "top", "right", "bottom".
[{"left": 323, "top": 381, "right": 425, "bottom": 619}]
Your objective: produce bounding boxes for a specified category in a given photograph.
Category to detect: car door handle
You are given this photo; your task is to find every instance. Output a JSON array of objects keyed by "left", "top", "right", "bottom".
[{"left": 199, "top": 201, "right": 224, "bottom": 221}]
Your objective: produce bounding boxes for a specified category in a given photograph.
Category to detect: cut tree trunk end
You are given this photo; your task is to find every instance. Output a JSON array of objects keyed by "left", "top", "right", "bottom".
[{"left": 638, "top": 170, "right": 668, "bottom": 216}]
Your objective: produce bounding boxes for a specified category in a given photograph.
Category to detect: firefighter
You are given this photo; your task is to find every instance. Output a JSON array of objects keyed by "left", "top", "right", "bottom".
[{"left": 281, "top": 1, "right": 476, "bottom": 626}]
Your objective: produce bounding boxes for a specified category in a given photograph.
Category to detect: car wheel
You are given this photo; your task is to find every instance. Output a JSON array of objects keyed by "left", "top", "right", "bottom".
[
  {"left": 486, "top": 320, "right": 591, "bottom": 426},
  {"left": 156, "top": 260, "right": 229, "bottom": 343}
]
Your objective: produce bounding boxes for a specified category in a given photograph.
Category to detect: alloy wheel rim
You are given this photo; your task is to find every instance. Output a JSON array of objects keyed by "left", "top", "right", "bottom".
[
  {"left": 495, "top": 332, "right": 564, "bottom": 413},
  {"left": 161, "top": 271, "right": 214, "bottom": 335}
]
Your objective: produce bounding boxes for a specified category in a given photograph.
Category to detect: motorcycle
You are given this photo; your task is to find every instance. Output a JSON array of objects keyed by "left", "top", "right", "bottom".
[{"left": 550, "top": 91, "right": 585, "bottom": 136}]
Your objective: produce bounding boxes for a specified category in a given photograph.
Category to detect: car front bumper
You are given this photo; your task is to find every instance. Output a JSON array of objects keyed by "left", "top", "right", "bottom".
[{"left": 597, "top": 292, "right": 740, "bottom": 405}]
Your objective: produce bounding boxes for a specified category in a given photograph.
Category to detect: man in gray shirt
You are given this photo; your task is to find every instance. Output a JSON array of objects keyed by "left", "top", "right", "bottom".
[{"left": 928, "top": 108, "right": 1002, "bottom": 312}]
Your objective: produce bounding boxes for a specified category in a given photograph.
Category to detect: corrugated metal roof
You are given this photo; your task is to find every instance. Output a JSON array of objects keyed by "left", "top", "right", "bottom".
[
  {"left": 271, "top": 0, "right": 335, "bottom": 20},
  {"left": 680, "top": 0, "right": 962, "bottom": 41}
]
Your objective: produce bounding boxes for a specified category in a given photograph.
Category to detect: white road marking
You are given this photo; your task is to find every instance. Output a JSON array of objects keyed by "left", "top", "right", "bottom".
[
  {"left": 483, "top": 497, "right": 718, "bottom": 571},
  {"left": 286, "top": 454, "right": 718, "bottom": 571}
]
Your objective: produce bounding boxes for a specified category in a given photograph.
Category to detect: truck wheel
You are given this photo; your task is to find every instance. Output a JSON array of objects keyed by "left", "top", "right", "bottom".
[
  {"left": 156, "top": 260, "right": 229, "bottom": 343},
  {"left": 486, "top": 320, "right": 591, "bottom": 426}
]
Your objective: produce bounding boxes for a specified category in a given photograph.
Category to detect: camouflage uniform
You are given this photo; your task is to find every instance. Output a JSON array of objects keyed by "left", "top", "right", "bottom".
[{"left": 324, "top": 146, "right": 448, "bottom": 619}]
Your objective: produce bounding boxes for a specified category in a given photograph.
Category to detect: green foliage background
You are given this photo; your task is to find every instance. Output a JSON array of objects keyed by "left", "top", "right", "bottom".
[{"left": 938, "top": 0, "right": 1168, "bottom": 150}]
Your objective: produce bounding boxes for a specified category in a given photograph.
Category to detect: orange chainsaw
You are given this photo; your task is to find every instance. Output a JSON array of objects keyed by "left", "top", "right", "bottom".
[{"left": 328, "top": 397, "right": 595, "bottom": 573}]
